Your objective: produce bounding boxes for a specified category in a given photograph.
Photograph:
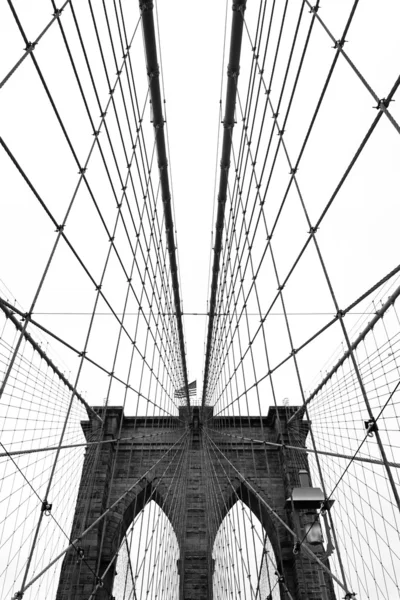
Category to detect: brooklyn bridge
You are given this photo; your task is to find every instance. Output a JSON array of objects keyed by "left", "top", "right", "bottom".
[{"left": 0, "top": 1, "right": 399, "bottom": 599}]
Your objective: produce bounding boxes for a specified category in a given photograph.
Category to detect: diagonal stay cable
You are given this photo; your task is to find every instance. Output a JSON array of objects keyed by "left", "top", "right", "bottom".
[
  {"left": 0, "top": 1, "right": 70, "bottom": 90},
  {"left": 203, "top": 429, "right": 354, "bottom": 596},
  {"left": 303, "top": 0, "right": 400, "bottom": 136},
  {"left": 15, "top": 429, "right": 189, "bottom": 597},
  {"left": 0, "top": 296, "right": 174, "bottom": 415},
  {"left": 203, "top": 0, "right": 248, "bottom": 407},
  {"left": 139, "top": 0, "right": 190, "bottom": 408}
]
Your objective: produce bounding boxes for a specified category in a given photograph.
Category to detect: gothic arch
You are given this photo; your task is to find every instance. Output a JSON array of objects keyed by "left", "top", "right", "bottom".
[
  {"left": 108, "top": 478, "right": 181, "bottom": 560},
  {"left": 214, "top": 480, "right": 284, "bottom": 575}
]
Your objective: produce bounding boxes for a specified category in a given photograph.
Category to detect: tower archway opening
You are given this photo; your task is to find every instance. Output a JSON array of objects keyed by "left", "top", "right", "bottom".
[
  {"left": 113, "top": 499, "right": 180, "bottom": 600},
  {"left": 213, "top": 500, "right": 281, "bottom": 600}
]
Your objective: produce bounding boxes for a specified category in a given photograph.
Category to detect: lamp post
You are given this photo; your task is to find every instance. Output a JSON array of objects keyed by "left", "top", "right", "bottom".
[{"left": 285, "top": 470, "right": 335, "bottom": 599}]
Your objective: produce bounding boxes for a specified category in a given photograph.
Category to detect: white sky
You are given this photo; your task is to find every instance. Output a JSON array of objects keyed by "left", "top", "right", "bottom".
[{"left": 1, "top": 0, "right": 399, "bottom": 404}]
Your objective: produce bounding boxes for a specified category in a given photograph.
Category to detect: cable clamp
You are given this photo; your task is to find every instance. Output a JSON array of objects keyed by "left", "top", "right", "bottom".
[
  {"left": 25, "top": 42, "right": 36, "bottom": 53},
  {"left": 309, "top": 5, "right": 319, "bottom": 13},
  {"left": 364, "top": 418, "right": 378, "bottom": 437},
  {"left": 333, "top": 39, "right": 346, "bottom": 49},
  {"left": 343, "top": 594, "right": 356, "bottom": 599},
  {"left": 308, "top": 225, "right": 318, "bottom": 235},
  {"left": 95, "top": 284, "right": 102, "bottom": 291},
  {"left": 374, "top": 97, "right": 393, "bottom": 110},
  {"left": 78, "top": 350, "right": 87, "bottom": 358},
  {"left": 275, "top": 571, "right": 285, "bottom": 583},
  {"left": 41, "top": 501, "right": 52, "bottom": 516},
  {"left": 76, "top": 546, "right": 85, "bottom": 560},
  {"left": 92, "top": 130, "right": 100, "bottom": 137},
  {"left": 277, "top": 129, "right": 285, "bottom": 137},
  {"left": 96, "top": 577, "right": 104, "bottom": 588},
  {"left": 232, "top": 1, "right": 246, "bottom": 12},
  {"left": 55, "top": 224, "right": 65, "bottom": 233},
  {"left": 336, "top": 309, "right": 344, "bottom": 319},
  {"left": 78, "top": 167, "right": 87, "bottom": 175},
  {"left": 12, "top": 592, "right": 23, "bottom": 599},
  {"left": 290, "top": 167, "right": 298, "bottom": 175},
  {"left": 147, "top": 67, "right": 160, "bottom": 78},
  {"left": 139, "top": 1, "right": 154, "bottom": 11},
  {"left": 293, "top": 540, "right": 301, "bottom": 555},
  {"left": 320, "top": 500, "right": 330, "bottom": 515},
  {"left": 227, "top": 65, "right": 240, "bottom": 79},
  {"left": 53, "top": 8, "right": 63, "bottom": 18}
]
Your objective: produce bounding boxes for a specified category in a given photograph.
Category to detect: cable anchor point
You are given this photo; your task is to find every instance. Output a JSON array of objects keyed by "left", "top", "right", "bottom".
[
  {"left": 41, "top": 501, "right": 52, "bottom": 516},
  {"left": 25, "top": 42, "right": 36, "bottom": 53},
  {"left": 76, "top": 546, "right": 85, "bottom": 561},
  {"left": 333, "top": 39, "right": 346, "bottom": 49},
  {"left": 275, "top": 571, "right": 285, "bottom": 584},
  {"left": 293, "top": 540, "right": 301, "bottom": 555},
  {"left": 374, "top": 97, "right": 393, "bottom": 110},
  {"left": 365, "top": 418, "right": 378, "bottom": 437}
]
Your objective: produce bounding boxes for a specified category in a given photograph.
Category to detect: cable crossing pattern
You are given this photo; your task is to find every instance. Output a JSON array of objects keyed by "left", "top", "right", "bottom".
[{"left": 0, "top": 1, "right": 400, "bottom": 599}]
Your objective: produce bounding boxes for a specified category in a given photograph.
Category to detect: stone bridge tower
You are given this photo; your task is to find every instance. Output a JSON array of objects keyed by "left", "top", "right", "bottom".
[{"left": 56, "top": 406, "right": 336, "bottom": 599}]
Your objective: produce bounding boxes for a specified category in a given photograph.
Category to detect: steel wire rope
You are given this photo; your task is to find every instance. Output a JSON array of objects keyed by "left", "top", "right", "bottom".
[
  {"left": 126, "top": 439, "right": 188, "bottom": 598},
  {"left": 204, "top": 439, "right": 253, "bottom": 599},
  {"left": 89, "top": 429, "right": 189, "bottom": 599},
  {"left": 211, "top": 175, "right": 289, "bottom": 588},
  {"left": 0, "top": 62, "right": 178, "bottom": 407},
  {"left": 0, "top": 1, "right": 71, "bottom": 90},
  {"left": 205, "top": 7, "right": 320, "bottom": 410},
  {"left": 0, "top": 135, "right": 181, "bottom": 409},
  {"left": 203, "top": 0, "right": 367, "bottom": 410},
  {"left": 93, "top": 226, "right": 183, "bottom": 578},
  {"left": 227, "top": 9, "right": 400, "bottom": 580},
  {"left": 289, "top": 377, "right": 400, "bottom": 568},
  {"left": 78, "top": 188, "right": 182, "bottom": 590},
  {"left": 303, "top": 0, "right": 400, "bottom": 136},
  {"left": 0, "top": 297, "right": 175, "bottom": 416},
  {"left": 18, "top": 429, "right": 189, "bottom": 596},
  {"left": 54, "top": 1, "right": 186, "bottom": 392},
  {"left": 203, "top": 431, "right": 295, "bottom": 600},
  {"left": 203, "top": 0, "right": 315, "bottom": 406},
  {"left": 153, "top": 0, "right": 188, "bottom": 376},
  {"left": 204, "top": 429, "right": 353, "bottom": 596},
  {"left": 140, "top": 437, "right": 187, "bottom": 600}
]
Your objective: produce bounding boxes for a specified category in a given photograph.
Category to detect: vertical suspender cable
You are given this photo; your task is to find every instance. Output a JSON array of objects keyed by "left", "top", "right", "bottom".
[
  {"left": 139, "top": 1, "right": 190, "bottom": 409},
  {"left": 202, "top": 0, "right": 247, "bottom": 407}
]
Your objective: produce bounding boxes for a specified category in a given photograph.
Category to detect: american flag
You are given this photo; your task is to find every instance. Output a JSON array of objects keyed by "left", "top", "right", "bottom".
[{"left": 174, "top": 380, "right": 196, "bottom": 403}]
